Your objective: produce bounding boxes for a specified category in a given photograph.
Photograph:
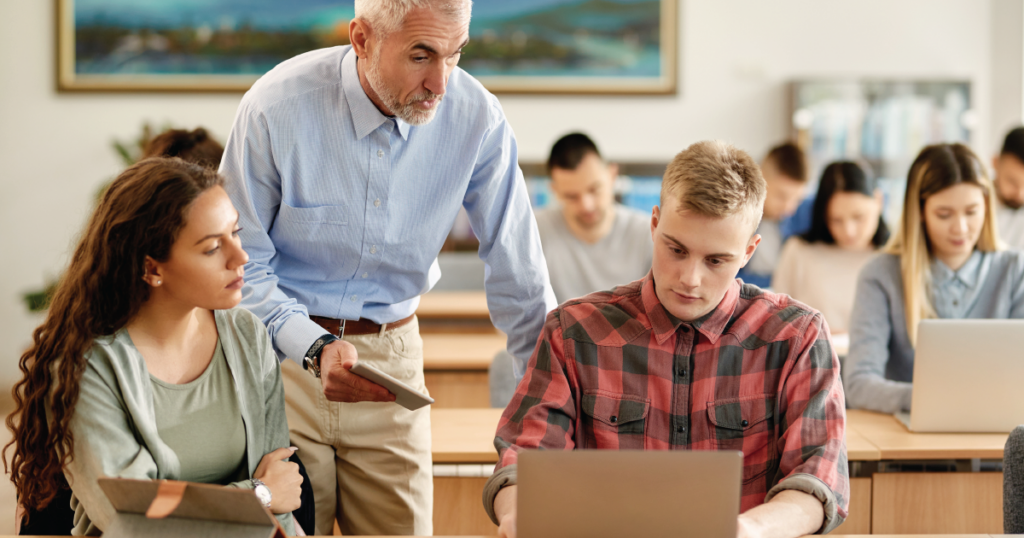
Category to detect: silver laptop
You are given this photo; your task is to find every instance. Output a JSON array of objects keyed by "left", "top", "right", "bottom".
[
  {"left": 518, "top": 450, "right": 742, "bottom": 538},
  {"left": 895, "top": 319, "right": 1024, "bottom": 433}
]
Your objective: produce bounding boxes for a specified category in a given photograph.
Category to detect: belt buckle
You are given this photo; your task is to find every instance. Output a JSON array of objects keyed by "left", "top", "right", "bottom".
[{"left": 337, "top": 319, "right": 347, "bottom": 339}]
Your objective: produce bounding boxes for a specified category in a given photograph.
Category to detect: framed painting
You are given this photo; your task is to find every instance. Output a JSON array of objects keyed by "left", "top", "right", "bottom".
[{"left": 57, "top": 0, "right": 677, "bottom": 94}]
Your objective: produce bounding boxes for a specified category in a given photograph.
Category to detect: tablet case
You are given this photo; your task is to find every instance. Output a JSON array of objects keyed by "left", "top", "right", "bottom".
[{"left": 98, "top": 478, "right": 287, "bottom": 538}]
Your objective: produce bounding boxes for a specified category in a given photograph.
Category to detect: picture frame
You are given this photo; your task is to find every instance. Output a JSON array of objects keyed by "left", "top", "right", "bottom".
[{"left": 56, "top": 0, "right": 678, "bottom": 95}]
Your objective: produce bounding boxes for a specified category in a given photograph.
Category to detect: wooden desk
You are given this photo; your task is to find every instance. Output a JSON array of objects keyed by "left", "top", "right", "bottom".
[
  {"left": 423, "top": 333, "right": 505, "bottom": 408},
  {"left": 432, "top": 408, "right": 502, "bottom": 464},
  {"left": 417, "top": 291, "right": 497, "bottom": 335},
  {"left": 846, "top": 409, "right": 1008, "bottom": 460},
  {"left": 418, "top": 291, "right": 491, "bottom": 320},
  {"left": 846, "top": 409, "right": 1006, "bottom": 534}
]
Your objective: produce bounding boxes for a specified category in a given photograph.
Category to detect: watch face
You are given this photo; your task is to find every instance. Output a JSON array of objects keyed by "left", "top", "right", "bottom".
[{"left": 255, "top": 484, "right": 272, "bottom": 507}]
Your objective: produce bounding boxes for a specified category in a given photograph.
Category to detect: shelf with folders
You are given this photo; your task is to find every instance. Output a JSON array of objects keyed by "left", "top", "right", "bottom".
[
  {"left": 789, "top": 79, "right": 974, "bottom": 227},
  {"left": 443, "top": 162, "right": 667, "bottom": 253}
]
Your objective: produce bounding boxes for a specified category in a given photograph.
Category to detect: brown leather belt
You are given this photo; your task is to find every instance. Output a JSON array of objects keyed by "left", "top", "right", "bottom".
[{"left": 310, "top": 314, "right": 414, "bottom": 337}]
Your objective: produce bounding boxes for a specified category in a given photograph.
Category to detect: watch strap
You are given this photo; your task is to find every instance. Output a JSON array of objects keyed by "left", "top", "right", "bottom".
[{"left": 303, "top": 334, "right": 339, "bottom": 378}]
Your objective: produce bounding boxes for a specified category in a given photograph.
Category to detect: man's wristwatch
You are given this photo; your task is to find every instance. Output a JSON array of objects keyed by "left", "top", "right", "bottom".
[
  {"left": 252, "top": 478, "right": 272, "bottom": 509},
  {"left": 303, "top": 334, "right": 339, "bottom": 378}
]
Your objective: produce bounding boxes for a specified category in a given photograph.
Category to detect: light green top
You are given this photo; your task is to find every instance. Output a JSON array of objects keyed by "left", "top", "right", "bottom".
[
  {"left": 56, "top": 308, "right": 295, "bottom": 536},
  {"left": 151, "top": 340, "right": 247, "bottom": 485}
]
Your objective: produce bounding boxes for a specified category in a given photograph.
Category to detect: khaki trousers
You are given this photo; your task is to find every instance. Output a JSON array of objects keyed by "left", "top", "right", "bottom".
[{"left": 281, "top": 318, "right": 432, "bottom": 536}]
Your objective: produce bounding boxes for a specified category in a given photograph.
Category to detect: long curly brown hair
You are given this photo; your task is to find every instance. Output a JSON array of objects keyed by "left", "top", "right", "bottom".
[{"left": 4, "top": 157, "right": 223, "bottom": 510}]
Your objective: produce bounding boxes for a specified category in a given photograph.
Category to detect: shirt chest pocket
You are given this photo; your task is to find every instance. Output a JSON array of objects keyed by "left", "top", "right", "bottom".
[
  {"left": 270, "top": 203, "right": 358, "bottom": 280},
  {"left": 707, "top": 395, "right": 776, "bottom": 484},
  {"left": 580, "top": 390, "right": 650, "bottom": 450}
]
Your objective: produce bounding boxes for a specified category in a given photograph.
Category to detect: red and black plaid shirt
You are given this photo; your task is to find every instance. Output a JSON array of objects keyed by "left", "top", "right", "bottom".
[{"left": 486, "top": 274, "right": 849, "bottom": 532}]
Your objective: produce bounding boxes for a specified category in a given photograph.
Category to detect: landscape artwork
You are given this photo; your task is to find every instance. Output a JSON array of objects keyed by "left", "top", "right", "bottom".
[{"left": 58, "top": 0, "right": 677, "bottom": 93}]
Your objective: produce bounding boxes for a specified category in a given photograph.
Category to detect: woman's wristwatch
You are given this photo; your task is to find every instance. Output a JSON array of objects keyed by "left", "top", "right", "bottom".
[{"left": 252, "top": 478, "right": 272, "bottom": 509}]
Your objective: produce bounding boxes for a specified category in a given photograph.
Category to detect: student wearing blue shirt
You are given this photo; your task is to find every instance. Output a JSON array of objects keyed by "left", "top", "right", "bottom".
[
  {"left": 219, "top": 0, "right": 556, "bottom": 534},
  {"left": 738, "top": 142, "right": 813, "bottom": 287}
]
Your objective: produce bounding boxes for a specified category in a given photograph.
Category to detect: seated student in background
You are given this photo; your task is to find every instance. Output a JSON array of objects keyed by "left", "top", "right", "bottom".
[
  {"left": 536, "top": 133, "right": 653, "bottom": 302},
  {"left": 143, "top": 127, "right": 225, "bottom": 169},
  {"left": 772, "top": 161, "right": 889, "bottom": 334},
  {"left": 845, "top": 143, "right": 1024, "bottom": 414},
  {"left": 993, "top": 127, "right": 1024, "bottom": 248},
  {"left": 737, "top": 142, "right": 813, "bottom": 288},
  {"left": 485, "top": 141, "right": 849, "bottom": 538},
  {"left": 5, "top": 158, "right": 301, "bottom": 535}
]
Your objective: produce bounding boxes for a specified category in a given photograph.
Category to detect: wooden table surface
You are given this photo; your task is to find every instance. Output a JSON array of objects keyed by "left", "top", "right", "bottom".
[
  {"left": 431, "top": 408, "right": 503, "bottom": 463},
  {"left": 846, "top": 409, "right": 1009, "bottom": 460},
  {"left": 422, "top": 333, "right": 506, "bottom": 370},
  {"left": 417, "top": 291, "right": 491, "bottom": 320},
  {"left": 431, "top": 408, "right": 895, "bottom": 463}
]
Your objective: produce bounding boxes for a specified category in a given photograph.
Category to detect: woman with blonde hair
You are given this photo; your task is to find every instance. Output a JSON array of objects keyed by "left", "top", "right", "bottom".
[{"left": 845, "top": 143, "right": 1024, "bottom": 414}]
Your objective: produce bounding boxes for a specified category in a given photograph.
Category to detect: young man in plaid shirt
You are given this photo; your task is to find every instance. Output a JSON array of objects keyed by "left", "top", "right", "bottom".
[{"left": 483, "top": 141, "right": 849, "bottom": 537}]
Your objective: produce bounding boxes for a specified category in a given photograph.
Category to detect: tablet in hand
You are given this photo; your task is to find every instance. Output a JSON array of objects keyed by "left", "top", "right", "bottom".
[{"left": 350, "top": 361, "right": 435, "bottom": 411}]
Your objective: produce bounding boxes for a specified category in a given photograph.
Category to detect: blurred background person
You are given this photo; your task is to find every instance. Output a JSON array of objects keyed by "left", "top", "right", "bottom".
[
  {"left": 737, "top": 142, "right": 812, "bottom": 288},
  {"left": 772, "top": 161, "right": 889, "bottom": 334}
]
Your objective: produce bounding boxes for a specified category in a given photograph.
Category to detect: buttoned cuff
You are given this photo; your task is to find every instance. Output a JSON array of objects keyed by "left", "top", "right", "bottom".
[
  {"left": 764, "top": 473, "right": 843, "bottom": 534},
  {"left": 277, "top": 314, "right": 331, "bottom": 366},
  {"left": 482, "top": 464, "right": 518, "bottom": 525}
]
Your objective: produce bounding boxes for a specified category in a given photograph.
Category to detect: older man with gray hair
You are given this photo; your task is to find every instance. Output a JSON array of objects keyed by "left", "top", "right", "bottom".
[{"left": 219, "top": 0, "right": 556, "bottom": 534}]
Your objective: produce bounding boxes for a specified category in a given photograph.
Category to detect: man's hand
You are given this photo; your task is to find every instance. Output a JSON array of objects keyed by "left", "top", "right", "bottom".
[
  {"left": 494, "top": 485, "right": 517, "bottom": 538},
  {"left": 319, "top": 339, "right": 396, "bottom": 403}
]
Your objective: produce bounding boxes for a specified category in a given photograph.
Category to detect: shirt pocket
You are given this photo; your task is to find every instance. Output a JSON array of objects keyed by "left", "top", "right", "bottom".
[
  {"left": 707, "top": 395, "right": 776, "bottom": 484},
  {"left": 270, "top": 203, "right": 357, "bottom": 280},
  {"left": 580, "top": 390, "right": 650, "bottom": 450}
]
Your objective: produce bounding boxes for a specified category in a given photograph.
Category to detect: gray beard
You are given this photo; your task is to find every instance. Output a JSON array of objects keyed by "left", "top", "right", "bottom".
[{"left": 364, "top": 51, "right": 442, "bottom": 126}]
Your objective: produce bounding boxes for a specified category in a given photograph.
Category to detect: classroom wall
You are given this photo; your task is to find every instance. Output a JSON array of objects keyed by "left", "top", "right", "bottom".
[{"left": 0, "top": 0, "right": 1012, "bottom": 388}]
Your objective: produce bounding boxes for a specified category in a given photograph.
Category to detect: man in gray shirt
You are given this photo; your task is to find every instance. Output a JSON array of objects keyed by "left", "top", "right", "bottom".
[
  {"left": 535, "top": 133, "right": 653, "bottom": 302},
  {"left": 491, "top": 134, "right": 651, "bottom": 405}
]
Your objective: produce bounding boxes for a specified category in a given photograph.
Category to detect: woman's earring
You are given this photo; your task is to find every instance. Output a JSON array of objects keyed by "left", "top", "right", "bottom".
[{"left": 156, "top": 280, "right": 162, "bottom": 285}]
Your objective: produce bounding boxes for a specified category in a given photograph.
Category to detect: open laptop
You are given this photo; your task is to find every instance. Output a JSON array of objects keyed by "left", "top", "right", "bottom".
[
  {"left": 895, "top": 319, "right": 1024, "bottom": 433},
  {"left": 517, "top": 450, "right": 742, "bottom": 538}
]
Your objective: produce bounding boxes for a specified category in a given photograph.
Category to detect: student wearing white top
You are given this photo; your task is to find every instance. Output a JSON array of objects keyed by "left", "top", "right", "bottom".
[
  {"left": 993, "top": 127, "right": 1024, "bottom": 248},
  {"left": 772, "top": 161, "right": 889, "bottom": 334},
  {"left": 845, "top": 143, "right": 1024, "bottom": 414}
]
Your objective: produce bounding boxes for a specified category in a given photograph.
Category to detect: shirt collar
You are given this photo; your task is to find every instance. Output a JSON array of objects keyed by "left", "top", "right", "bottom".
[
  {"left": 931, "top": 249, "right": 983, "bottom": 288},
  {"left": 641, "top": 272, "right": 741, "bottom": 345},
  {"left": 341, "top": 49, "right": 411, "bottom": 141}
]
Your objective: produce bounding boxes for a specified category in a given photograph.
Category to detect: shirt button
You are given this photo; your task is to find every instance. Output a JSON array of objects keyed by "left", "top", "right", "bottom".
[
  {"left": 953, "top": 300, "right": 959, "bottom": 306},
  {"left": 681, "top": 326, "right": 690, "bottom": 333},
  {"left": 377, "top": 149, "right": 384, "bottom": 158},
  {"left": 610, "top": 416, "right": 618, "bottom": 424},
  {"left": 361, "top": 272, "right": 368, "bottom": 279},
  {"left": 370, "top": 245, "right": 377, "bottom": 254},
  {"left": 677, "top": 369, "right": 687, "bottom": 377},
  {"left": 350, "top": 295, "right": 358, "bottom": 302},
  {"left": 741, "top": 419, "right": 749, "bottom": 427},
  {"left": 374, "top": 198, "right": 381, "bottom": 208},
  {"left": 676, "top": 426, "right": 686, "bottom": 433}
]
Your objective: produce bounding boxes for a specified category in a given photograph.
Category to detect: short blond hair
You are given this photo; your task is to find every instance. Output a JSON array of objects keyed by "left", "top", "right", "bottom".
[{"left": 660, "top": 140, "right": 766, "bottom": 228}]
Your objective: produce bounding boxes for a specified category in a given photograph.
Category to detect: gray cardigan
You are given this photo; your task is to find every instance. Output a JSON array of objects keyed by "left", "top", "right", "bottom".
[
  {"left": 844, "top": 251, "right": 1024, "bottom": 413},
  {"left": 58, "top": 308, "right": 295, "bottom": 535}
]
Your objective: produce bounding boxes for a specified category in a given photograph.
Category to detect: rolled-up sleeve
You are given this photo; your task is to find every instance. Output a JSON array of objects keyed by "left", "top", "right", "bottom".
[
  {"left": 482, "top": 310, "right": 574, "bottom": 523},
  {"left": 220, "top": 100, "right": 328, "bottom": 363},
  {"left": 768, "top": 312, "right": 849, "bottom": 534},
  {"left": 463, "top": 100, "right": 556, "bottom": 380}
]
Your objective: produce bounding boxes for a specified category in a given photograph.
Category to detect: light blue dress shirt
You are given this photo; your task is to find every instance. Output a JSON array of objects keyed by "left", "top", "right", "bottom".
[{"left": 220, "top": 46, "right": 556, "bottom": 377}]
